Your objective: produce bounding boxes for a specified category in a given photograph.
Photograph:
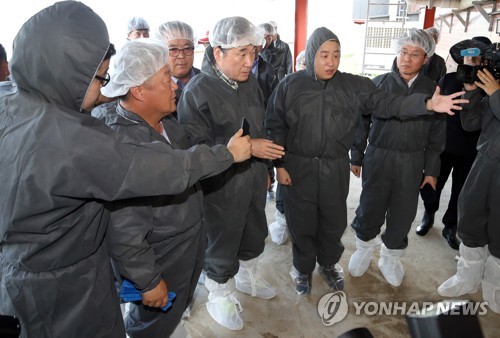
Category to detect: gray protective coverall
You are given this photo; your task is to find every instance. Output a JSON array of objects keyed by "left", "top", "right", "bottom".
[
  {"left": 458, "top": 89, "right": 500, "bottom": 257},
  {"left": 177, "top": 46, "right": 269, "bottom": 284},
  {"left": 350, "top": 69, "right": 446, "bottom": 249},
  {"left": 92, "top": 104, "right": 211, "bottom": 337},
  {"left": 0, "top": 2, "right": 233, "bottom": 337},
  {"left": 265, "top": 27, "right": 436, "bottom": 274}
]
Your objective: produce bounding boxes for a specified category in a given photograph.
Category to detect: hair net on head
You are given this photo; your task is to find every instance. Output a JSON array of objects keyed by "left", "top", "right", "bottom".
[
  {"left": 425, "top": 27, "right": 440, "bottom": 43},
  {"left": 128, "top": 17, "right": 150, "bottom": 33},
  {"left": 210, "top": 17, "right": 264, "bottom": 48},
  {"left": 393, "top": 28, "right": 435, "bottom": 57},
  {"left": 156, "top": 21, "right": 196, "bottom": 45},
  {"left": 258, "top": 23, "right": 276, "bottom": 36},
  {"left": 101, "top": 39, "right": 169, "bottom": 98}
]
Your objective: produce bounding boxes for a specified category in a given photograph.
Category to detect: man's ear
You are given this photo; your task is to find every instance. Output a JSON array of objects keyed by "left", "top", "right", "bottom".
[
  {"left": 213, "top": 47, "right": 223, "bottom": 63},
  {"left": 129, "top": 86, "right": 144, "bottom": 101},
  {"left": 423, "top": 55, "right": 430, "bottom": 65}
]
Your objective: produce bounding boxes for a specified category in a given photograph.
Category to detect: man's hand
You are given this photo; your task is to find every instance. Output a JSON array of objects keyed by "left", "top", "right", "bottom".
[
  {"left": 420, "top": 175, "right": 437, "bottom": 190},
  {"left": 475, "top": 68, "right": 500, "bottom": 96},
  {"left": 249, "top": 138, "right": 285, "bottom": 160},
  {"left": 142, "top": 279, "right": 168, "bottom": 308},
  {"left": 276, "top": 167, "right": 292, "bottom": 185},
  {"left": 227, "top": 129, "right": 252, "bottom": 162},
  {"left": 350, "top": 165, "right": 361, "bottom": 178},
  {"left": 426, "top": 86, "right": 469, "bottom": 115}
]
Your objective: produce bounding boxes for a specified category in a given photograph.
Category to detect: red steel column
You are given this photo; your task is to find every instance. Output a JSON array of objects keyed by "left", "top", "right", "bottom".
[
  {"left": 294, "top": 0, "right": 308, "bottom": 68},
  {"left": 423, "top": 6, "right": 436, "bottom": 28}
]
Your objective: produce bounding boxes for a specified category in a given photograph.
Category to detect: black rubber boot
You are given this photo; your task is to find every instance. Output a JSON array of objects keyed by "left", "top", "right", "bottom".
[
  {"left": 416, "top": 211, "right": 435, "bottom": 236},
  {"left": 442, "top": 226, "right": 461, "bottom": 250}
]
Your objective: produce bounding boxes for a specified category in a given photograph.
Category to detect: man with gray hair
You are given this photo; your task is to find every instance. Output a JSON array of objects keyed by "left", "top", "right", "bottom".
[
  {"left": 127, "top": 17, "right": 150, "bottom": 40},
  {"left": 177, "top": 16, "right": 285, "bottom": 330},
  {"left": 92, "top": 39, "right": 251, "bottom": 337},
  {"left": 349, "top": 28, "right": 446, "bottom": 287},
  {"left": 156, "top": 21, "right": 200, "bottom": 107}
]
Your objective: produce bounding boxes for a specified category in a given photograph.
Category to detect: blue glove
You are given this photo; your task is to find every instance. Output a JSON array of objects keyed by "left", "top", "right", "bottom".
[{"left": 119, "top": 279, "right": 176, "bottom": 312}]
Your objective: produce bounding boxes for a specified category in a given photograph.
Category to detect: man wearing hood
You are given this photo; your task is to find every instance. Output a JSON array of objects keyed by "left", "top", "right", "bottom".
[
  {"left": 348, "top": 28, "right": 446, "bottom": 287},
  {"left": 177, "top": 16, "right": 285, "bottom": 331},
  {"left": 265, "top": 27, "right": 467, "bottom": 296},
  {"left": 0, "top": 2, "right": 250, "bottom": 337}
]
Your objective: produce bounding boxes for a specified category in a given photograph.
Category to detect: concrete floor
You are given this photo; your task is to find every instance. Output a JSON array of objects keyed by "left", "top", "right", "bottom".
[{"left": 182, "top": 175, "right": 499, "bottom": 338}]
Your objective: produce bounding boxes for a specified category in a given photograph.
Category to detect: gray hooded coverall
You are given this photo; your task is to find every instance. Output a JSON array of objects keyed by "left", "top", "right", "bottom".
[{"left": 0, "top": 2, "right": 233, "bottom": 337}]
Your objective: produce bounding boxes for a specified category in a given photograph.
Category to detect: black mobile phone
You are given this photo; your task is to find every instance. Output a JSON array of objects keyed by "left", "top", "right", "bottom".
[{"left": 241, "top": 117, "right": 250, "bottom": 136}]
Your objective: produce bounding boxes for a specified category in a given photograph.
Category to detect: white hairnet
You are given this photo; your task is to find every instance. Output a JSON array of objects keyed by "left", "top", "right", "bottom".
[
  {"left": 210, "top": 17, "right": 264, "bottom": 49},
  {"left": 425, "top": 27, "right": 440, "bottom": 43},
  {"left": 258, "top": 23, "right": 276, "bottom": 36},
  {"left": 128, "top": 17, "right": 150, "bottom": 33},
  {"left": 156, "top": 21, "right": 196, "bottom": 44},
  {"left": 392, "top": 28, "right": 435, "bottom": 57},
  {"left": 101, "top": 39, "right": 169, "bottom": 98}
]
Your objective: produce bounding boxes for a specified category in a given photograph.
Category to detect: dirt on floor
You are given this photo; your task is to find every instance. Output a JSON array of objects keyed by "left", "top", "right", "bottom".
[{"left": 182, "top": 175, "right": 499, "bottom": 338}]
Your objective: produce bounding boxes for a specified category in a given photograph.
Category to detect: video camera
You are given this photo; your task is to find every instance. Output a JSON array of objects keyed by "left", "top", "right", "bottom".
[{"left": 456, "top": 43, "right": 500, "bottom": 84}]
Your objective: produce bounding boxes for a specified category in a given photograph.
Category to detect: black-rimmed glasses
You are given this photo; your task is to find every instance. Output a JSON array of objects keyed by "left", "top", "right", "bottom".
[
  {"left": 95, "top": 73, "right": 110, "bottom": 87},
  {"left": 168, "top": 46, "right": 195, "bottom": 57}
]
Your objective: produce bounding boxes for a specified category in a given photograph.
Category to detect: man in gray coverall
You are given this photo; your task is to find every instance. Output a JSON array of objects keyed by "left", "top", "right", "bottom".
[
  {"left": 265, "top": 27, "right": 467, "bottom": 296},
  {"left": 438, "top": 67, "right": 500, "bottom": 314},
  {"left": 177, "top": 16, "right": 285, "bottom": 331},
  {"left": 348, "top": 28, "right": 445, "bottom": 287},
  {"left": 92, "top": 39, "right": 223, "bottom": 338},
  {"left": 0, "top": 2, "right": 250, "bottom": 337}
]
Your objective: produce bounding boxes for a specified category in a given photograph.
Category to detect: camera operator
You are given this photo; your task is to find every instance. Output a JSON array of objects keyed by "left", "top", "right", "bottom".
[
  {"left": 416, "top": 37, "right": 490, "bottom": 250},
  {"left": 437, "top": 60, "right": 500, "bottom": 314}
]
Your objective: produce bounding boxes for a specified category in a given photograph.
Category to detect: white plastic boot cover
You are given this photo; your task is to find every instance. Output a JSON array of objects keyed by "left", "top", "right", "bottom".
[
  {"left": 269, "top": 210, "right": 288, "bottom": 245},
  {"left": 378, "top": 243, "right": 405, "bottom": 287},
  {"left": 234, "top": 258, "right": 276, "bottom": 299},
  {"left": 205, "top": 277, "right": 243, "bottom": 330},
  {"left": 349, "top": 236, "right": 380, "bottom": 277},
  {"left": 438, "top": 244, "right": 487, "bottom": 297},
  {"left": 482, "top": 254, "right": 500, "bottom": 314}
]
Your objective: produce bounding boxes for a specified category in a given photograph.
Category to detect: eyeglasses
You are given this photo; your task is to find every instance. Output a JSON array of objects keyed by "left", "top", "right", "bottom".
[
  {"left": 95, "top": 73, "right": 110, "bottom": 87},
  {"left": 398, "top": 50, "right": 424, "bottom": 60},
  {"left": 168, "top": 46, "right": 195, "bottom": 57}
]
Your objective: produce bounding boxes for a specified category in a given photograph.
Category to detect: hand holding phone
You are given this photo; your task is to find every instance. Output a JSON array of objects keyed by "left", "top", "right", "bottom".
[{"left": 241, "top": 117, "right": 250, "bottom": 136}]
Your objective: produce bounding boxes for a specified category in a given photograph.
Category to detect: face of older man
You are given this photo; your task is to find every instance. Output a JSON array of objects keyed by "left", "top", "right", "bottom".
[
  {"left": 396, "top": 45, "right": 428, "bottom": 81},
  {"left": 167, "top": 38, "right": 195, "bottom": 81},
  {"left": 214, "top": 45, "right": 256, "bottom": 82}
]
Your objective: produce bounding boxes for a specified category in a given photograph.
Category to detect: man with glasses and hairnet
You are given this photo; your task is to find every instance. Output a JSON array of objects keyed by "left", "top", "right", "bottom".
[
  {"left": 156, "top": 21, "right": 200, "bottom": 110},
  {"left": 349, "top": 28, "right": 446, "bottom": 287},
  {"left": 177, "top": 16, "right": 285, "bottom": 331},
  {"left": 92, "top": 38, "right": 252, "bottom": 337}
]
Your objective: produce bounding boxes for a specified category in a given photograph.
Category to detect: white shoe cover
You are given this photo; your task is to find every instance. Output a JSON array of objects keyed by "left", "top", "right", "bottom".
[
  {"left": 438, "top": 244, "right": 487, "bottom": 297},
  {"left": 378, "top": 243, "right": 405, "bottom": 287},
  {"left": 269, "top": 210, "right": 288, "bottom": 245},
  {"left": 349, "top": 237, "right": 380, "bottom": 277},
  {"left": 205, "top": 278, "right": 243, "bottom": 330},
  {"left": 482, "top": 255, "right": 500, "bottom": 314},
  {"left": 235, "top": 258, "right": 276, "bottom": 299}
]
